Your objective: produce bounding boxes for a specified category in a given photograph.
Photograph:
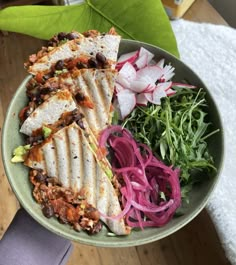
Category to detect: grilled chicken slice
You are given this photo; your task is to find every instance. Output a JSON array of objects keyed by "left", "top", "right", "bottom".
[
  {"left": 21, "top": 68, "right": 116, "bottom": 136},
  {"left": 20, "top": 90, "right": 77, "bottom": 136},
  {"left": 25, "top": 122, "right": 130, "bottom": 235},
  {"left": 43, "top": 69, "right": 116, "bottom": 135},
  {"left": 27, "top": 33, "right": 121, "bottom": 75}
]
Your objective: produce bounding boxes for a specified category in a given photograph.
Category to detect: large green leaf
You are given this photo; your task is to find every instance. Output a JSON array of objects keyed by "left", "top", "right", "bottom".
[{"left": 0, "top": 0, "right": 179, "bottom": 57}]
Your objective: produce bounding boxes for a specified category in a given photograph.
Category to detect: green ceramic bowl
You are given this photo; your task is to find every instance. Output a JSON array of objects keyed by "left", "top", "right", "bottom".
[{"left": 1, "top": 40, "right": 224, "bottom": 247}]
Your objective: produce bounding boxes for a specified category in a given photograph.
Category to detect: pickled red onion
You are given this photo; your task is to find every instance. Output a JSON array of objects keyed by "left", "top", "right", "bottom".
[{"left": 99, "top": 125, "right": 181, "bottom": 228}]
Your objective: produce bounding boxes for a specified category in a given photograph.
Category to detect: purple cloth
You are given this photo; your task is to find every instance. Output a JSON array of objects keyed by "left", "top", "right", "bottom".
[{"left": 0, "top": 208, "right": 73, "bottom": 265}]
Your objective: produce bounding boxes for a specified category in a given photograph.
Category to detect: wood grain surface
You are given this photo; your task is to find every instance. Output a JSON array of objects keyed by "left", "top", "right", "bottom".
[{"left": 0, "top": 1, "right": 231, "bottom": 264}]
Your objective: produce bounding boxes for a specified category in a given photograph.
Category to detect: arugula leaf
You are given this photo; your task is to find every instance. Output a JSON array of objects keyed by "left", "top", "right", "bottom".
[
  {"left": 123, "top": 88, "right": 219, "bottom": 198},
  {"left": 0, "top": 0, "right": 179, "bottom": 57}
]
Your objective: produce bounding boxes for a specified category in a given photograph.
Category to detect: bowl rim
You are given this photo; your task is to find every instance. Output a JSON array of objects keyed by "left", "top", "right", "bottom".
[{"left": 1, "top": 39, "right": 225, "bottom": 247}]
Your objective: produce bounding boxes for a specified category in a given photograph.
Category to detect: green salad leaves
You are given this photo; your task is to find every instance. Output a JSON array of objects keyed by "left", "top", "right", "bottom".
[{"left": 122, "top": 87, "right": 219, "bottom": 200}]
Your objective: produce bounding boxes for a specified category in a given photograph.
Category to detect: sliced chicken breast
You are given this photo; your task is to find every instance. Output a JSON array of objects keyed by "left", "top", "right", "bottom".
[
  {"left": 20, "top": 90, "right": 77, "bottom": 136},
  {"left": 25, "top": 122, "right": 129, "bottom": 235},
  {"left": 28, "top": 34, "right": 121, "bottom": 75},
  {"left": 43, "top": 69, "right": 116, "bottom": 135}
]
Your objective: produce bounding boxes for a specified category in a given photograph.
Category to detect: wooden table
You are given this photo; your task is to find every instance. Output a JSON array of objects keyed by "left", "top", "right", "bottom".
[
  {"left": 0, "top": 0, "right": 230, "bottom": 264},
  {"left": 0, "top": 0, "right": 49, "bottom": 8}
]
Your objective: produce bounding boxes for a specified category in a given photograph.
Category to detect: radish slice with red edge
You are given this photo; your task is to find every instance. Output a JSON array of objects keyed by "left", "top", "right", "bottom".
[
  {"left": 136, "top": 66, "right": 163, "bottom": 84},
  {"left": 135, "top": 53, "right": 148, "bottom": 69},
  {"left": 136, "top": 93, "right": 148, "bottom": 106},
  {"left": 119, "top": 62, "right": 137, "bottom": 82},
  {"left": 116, "top": 62, "right": 137, "bottom": 88},
  {"left": 139, "top": 47, "right": 155, "bottom": 64},
  {"left": 145, "top": 86, "right": 167, "bottom": 105},
  {"left": 116, "top": 74, "right": 130, "bottom": 89},
  {"left": 130, "top": 80, "right": 150, "bottom": 93},
  {"left": 117, "top": 89, "right": 136, "bottom": 119},
  {"left": 166, "top": 88, "right": 177, "bottom": 96},
  {"left": 117, "top": 50, "right": 139, "bottom": 64},
  {"left": 172, "top": 82, "right": 196, "bottom": 89},
  {"left": 162, "top": 65, "right": 175, "bottom": 81},
  {"left": 157, "top": 81, "right": 172, "bottom": 91},
  {"left": 143, "top": 84, "right": 155, "bottom": 93}
]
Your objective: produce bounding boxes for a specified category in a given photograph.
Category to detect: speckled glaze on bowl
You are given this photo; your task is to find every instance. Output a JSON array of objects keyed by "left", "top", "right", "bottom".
[{"left": 1, "top": 39, "right": 224, "bottom": 247}]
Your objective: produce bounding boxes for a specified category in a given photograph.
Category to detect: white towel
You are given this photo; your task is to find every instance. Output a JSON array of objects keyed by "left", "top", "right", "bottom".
[{"left": 171, "top": 19, "right": 236, "bottom": 265}]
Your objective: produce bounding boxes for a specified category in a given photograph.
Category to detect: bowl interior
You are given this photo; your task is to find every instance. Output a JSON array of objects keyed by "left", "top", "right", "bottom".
[{"left": 1, "top": 39, "right": 224, "bottom": 247}]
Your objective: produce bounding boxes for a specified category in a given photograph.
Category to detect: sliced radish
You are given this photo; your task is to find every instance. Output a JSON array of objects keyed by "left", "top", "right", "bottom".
[
  {"left": 156, "top": 58, "right": 165, "bottom": 68},
  {"left": 119, "top": 62, "right": 137, "bottom": 82},
  {"left": 153, "top": 86, "right": 167, "bottom": 104},
  {"left": 162, "top": 65, "right": 175, "bottom": 81},
  {"left": 130, "top": 80, "right": 150, "bottom": 93},
  {"left": 117, "top": 50, "right": 139, "bottom": 64},
  {"left": 116, "top": 62, "right": 137, "bottom": 88},
  {"left": 143, "top": 84, "right": 155, "bottom": 93},
  {"left": 135, "top": 53, "right": 148, "bottom": 69},
  {"left": 115, "top": 47, "right": 178, "bottom": 111},
  {"left": 166, "top": 88, "right": 176, "bottom": 96},
  {"left": 136, "top": 93, "right": 148, "bottom": 106},
  {"left": 145, "top": 86, "right": 167, "bottom": 105},
  {"left": 116, "top": 73, "right": 131, "bottom": 88},
  {"left": 164, "top": 71, "right": 175, "bottom": 81},
  {"left": 115, "top": 82, "right": 125, "bottom": 93},
  {"left": 136, "top": 66, "right": 163, "bottom": 84},
  {"left": 144, "top": 93, "right": 153, "bottom": 103},
  {"left": 139, "top": 47, "right": 155, "bottom": 64},
  {"left": 117, "top": 89, "right": 136, "bottom": 119},
  {"left": 157, "top": 81, "right": 172, "bottom": 91},
  {"left": 172, "top": 82, "right": 196, "bottom": 89}
]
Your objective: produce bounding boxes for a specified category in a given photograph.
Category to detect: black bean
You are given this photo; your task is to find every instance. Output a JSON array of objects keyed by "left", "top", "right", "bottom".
[
  {"left": 57, "top": 32, "right": 67, "bottom": 41},
  {"left": 24, "top": 109, "right": 32, "bottom": 119},
  {"left": 88, "top": 58, "right": 98, "bottom": 68},
  {"left": 42, "top": 204, "right": 54, "bottom": 218},
  {"left": 43, "top": 73, "right": 53, "bottom": 80},
  {"left": 40, "top": 87, "right": 54, "bottom": 94},
  {"left": 47, "top": 41, "right": 54, "bottom": 47},
  {"left": 55, "top": 60, "right": 64, "bottom": 70},
  {"left": 71, "top": 108, "right": 79, "bottom": 115},
  {"left": 35, "top": 94, "right": 43, "bottom": 105},
  {"left": 80, "top": 113, "right": 85, "bottom": 118},
  {"left": 46, "top": 177, "right": 61, "bottom": 186},
  {"left": 66, "top": 33, "right": 76, "bottom": 40},
  {"left": 35, "top": 171, "right": 47, "bottom": 183},
  {"left": 96, "top": 52, "right": 106, "bottom": 64},
  {"left": 73, "top": 113, "right": 83, "bottom": 123},
  {"left": 77, "top": 120, "right": 85, "bottom": 130},
  {"left": 75, "top": 92, "right": 85, "bottom": 102},
  {"left": 26, "top": 135, "right": 44, "bottom": 145},
  {"left": 76, "top": 62, "right": 87, "bottom": 69},
  {"left": 48, "top": 36, "right": 59, "bottom": 46}
]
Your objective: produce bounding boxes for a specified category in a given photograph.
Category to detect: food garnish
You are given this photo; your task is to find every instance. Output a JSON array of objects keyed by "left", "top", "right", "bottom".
[{"left": 11, "top": 144, "right": 30, "bottom": 163}]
